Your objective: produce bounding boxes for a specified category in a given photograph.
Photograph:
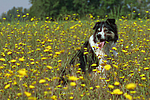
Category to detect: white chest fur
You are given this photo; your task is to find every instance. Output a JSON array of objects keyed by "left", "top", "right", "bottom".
[{"left": 89, "top": 35, "right": 117, "bottom": 72}]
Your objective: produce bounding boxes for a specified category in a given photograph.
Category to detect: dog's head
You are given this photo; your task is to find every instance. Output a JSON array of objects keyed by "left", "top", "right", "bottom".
[{"left": 93, "top": 19, "right": 118, "bottom": 44}]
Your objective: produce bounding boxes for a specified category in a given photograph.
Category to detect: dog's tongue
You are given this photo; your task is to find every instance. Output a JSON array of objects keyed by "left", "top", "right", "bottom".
[{"left": 98, "top": 42, "right": 105, "bottom": 49}]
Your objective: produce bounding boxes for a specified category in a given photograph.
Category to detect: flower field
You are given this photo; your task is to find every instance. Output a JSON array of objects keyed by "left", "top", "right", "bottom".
[{"left": 0, "top": 18, "right": 149, "bottom": 100}]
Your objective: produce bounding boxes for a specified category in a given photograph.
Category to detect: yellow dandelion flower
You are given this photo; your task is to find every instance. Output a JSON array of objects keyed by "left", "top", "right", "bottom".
[
  {"left": 29, "top": 85, "right": 35, "bottom": 89},
  {"left": 63, "top": 86, "right": 68, "bottom": 90},
  {"left": 130, "top": 91, "right": 136, "bottom": 94},
  {"left": 141, "top": 50, "right": 145, "bottom": 53},
  {"left": 122, "top": 50, "right": 127, "bottom": 53},
  {"left": 17, "top": 93, "right": 22, "bottom": 96},
  {"left": 113, "top": 64, "right": 118, "bottom": 69},
  {"left": 124, "top": 93, "right": 132, "bottom": 100},
  {"left": 26, "top": 13, "right": 29, "bottom": 16},
  {"left": 18, "top": 69, "right": 27, "bottom": 77},
  {"left": 31, "top": 62, "right": 34, "bottom": 65},
  {"left": 4, "top": 84, "right": 10, "bottom": 89},
  {"left": 112, "top": 47, "right": 117, "bottom": 50},
  {"left": 69, "top": 96, "right": 74, "bottom": 99},
  {"left": 47, "top": 65, "right": 52, "bottom": 69},
  {"left": 7, "top": 51, "right": 12, "bottom": 55},
  {"left": 104, "top": 64, "right": 111, "bottom": 71},
  {"left": 90, "top": 87, "right": 93, "bottom": 90},
  {"left": 19, "top": 57, "right": 25, "bottom": 62},
  {"left": 39, "top": 79, "right": 46, "bottom": 83},
  {"left": 70, "top": 82, "right": 76, "bottom": 86},
  {"left": 112, "top": 89, "right": 123, "bottom": 95},
  {"left": 114, "top": 81, "right": 120, "bottom": 86},
  {"left": 144, "top": 67, "right": 149, "bottom": 70},
  {"left": 55, "top": 52, "right": 61, "bottom": 55},
  {"left": 81, "top": 84, "right": 85, "bottom": 87},
  {"left": 84, "top": 52, "right": 88, "bottom": 55},
  {"left": 95, "top": 85, "right": 100, "bottom": 89},
  {"left": 3, "top": 18, "right": 6, "bottom": 20},
  {"left": 51, "top": 95, "right": 57, "bottom": 100},
  {"left": 28, "top": 97, "right": 37, "bottom": 100},
  {"left": 108, "top": 85, "right": 114, "bottom": 89},
  {"left": 126, "top": 83, "right": 136, "bottom": 90},
  {"left": 12, "top": 81, "right": 17, "bottom": 85},
  {"left": 41, "top": 57, "right": 47, "bottom": 60},
  {"left": 24, "top": 91, "right": 31, "bottom": 97},
  {"left": 0, "top": 58, "right": 5, "bottom": 61},
  {"left": 141, "top": 77, "right": 146, "bottom": 80},
  {"left": 79, "top": 76, "right": 83, "bottom": 79},
  {"left": 10, "top": 59, "right": 16, "bottom": 63},
  {"left": 68, "top": 76, "right": 79, "bottom": 81},
  {"left": 91, "top": 63, "right": 97, "bottom": 67}
]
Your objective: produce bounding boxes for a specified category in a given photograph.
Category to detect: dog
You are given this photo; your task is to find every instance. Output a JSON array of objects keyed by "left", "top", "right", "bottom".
[{"left": 69, "top": 19, "right": 118, "bottom": 75}]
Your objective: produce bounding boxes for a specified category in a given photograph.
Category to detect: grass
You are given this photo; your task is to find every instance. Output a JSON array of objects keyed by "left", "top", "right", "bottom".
[{"left": 0, "top": 17, "right": 149, "bottom": 100}]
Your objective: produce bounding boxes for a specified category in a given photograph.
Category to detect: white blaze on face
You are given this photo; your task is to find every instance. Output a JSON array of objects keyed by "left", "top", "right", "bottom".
[{"left": 97, "top": 26, "right": 105, "bottom": 39}]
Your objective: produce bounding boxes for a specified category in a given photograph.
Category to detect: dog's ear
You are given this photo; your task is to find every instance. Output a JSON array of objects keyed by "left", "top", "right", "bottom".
[
  {"left": 93, "top": 22, "right": 101, "bottom": 30},
  {"left": 106, "top": 19, "right": 115, "bottom": 25}
]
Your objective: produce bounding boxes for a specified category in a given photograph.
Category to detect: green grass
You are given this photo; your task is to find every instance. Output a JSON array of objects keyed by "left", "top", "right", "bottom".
[{"left": 0, "top": 18, "right": 149, "bottom": 100}]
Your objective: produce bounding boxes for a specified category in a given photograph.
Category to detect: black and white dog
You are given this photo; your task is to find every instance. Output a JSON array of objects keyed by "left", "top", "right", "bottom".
[{"left": 70, "top": 19, "right": 118, "bottom": 74}]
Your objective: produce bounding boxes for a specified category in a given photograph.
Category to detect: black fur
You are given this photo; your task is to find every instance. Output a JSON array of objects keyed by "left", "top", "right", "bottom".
[{"left": 69, "top": 41, "right": 98, "bottom": 73}]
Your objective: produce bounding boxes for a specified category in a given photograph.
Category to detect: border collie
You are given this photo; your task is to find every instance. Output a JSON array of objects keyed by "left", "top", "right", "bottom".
[{"left": 69, "top": 19, "right": 118, "bottom": 75}]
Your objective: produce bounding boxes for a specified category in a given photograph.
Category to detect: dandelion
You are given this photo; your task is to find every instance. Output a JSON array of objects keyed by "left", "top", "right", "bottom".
[
  {"left": 144, "top": 67, "right": 149, "bottom": 70},
  {"left": 0, "top": 58, "right": 5, "bottom": 61},
  {"left": 4, "top": 84, "right": 10, "bottom": 89},
  {"left": 3, "top": 18, "right": 6, "bottom": 20},
  {"left": 114, "top": 81, "right": 120, "bottom": 86},
  {"left": 55, "top": 52, "right": 61, "bottom": 55},
  {"left": 113, "top": 64, "right": 118, "bottom": 69},
  {"left": 39, "top": 79, "right": 46, "bottom": 83},
  {"left": 28, "top": 97, "right": 37, "bottom": 100},
  {"left": 90, "top": 87, "right": 93, "bottom": 90},
  {"left": 24, "top": 91, "right": 31, "bottom": 97},
  {"left": 108, "top": 85, "right": 114, "bottom": 89},
  {"left": 112, "top": 89, "right": 123, "bottom": 95},
  {"left": 26, "top": 13, "right": 29, "bottom": 16},
  {"left": 141, "top": 50, "right": 145, "bottom": 53},
  {"left": 69, "top": 96, "right": 74, "bottom": 99},
  {"left": 130, "top": 91, "right": 136, "bottom": 94},
  {"left": 91, "top": 63, "right": 97, "bottom": 67},
  {"left": 81, "top": 84, "right": 85, "bottom": 87},
  {"left": 31, "top": 18, "right": 34, "bottom": 21},
  {"left": 68, "top": 76, "right": 79, "bottom": 81},
  {"left": 63, "top": 86, "right": 68, "bottom": 90},
  {"left": 29, "top": 85, "right": 35, "bottom": 89},
  {"left": 18, "top": 68, "right": 27, "bottom": 77},
  {"left": 141, "top": 77, "right": 146, "bottom": 80},
  {"left": 104, "top": 64, "right": 111, "bottom": 71},
  {"left": 7, "top": 51, "right": 12, "bottom": 55},
  {"left": 84, "top": 52, "right": 88, "bottom": 55},
  {"left": 126, "top": 83, "right": 136, "bottom": 90},
  {"left": 19, "top": 57, "right": 25, "bottom": 62},
  {"left": 145, "top": 11, "right": 149, "bottom": 13},
  {"left": 93, "top": 85, "right": 99, "bottom": 89},
  {"left": 47, "top": 66, "right": 52, "bottom": 69},
  {"left": 51, "top": 95, "right": 57, "bottom": 100},
  {"left": 70, "top": 82, "right": 76, "bottom": 86},
  {"left": 17, "top": 93, "right": 22, "bottom": 96},
  {"left": 112, "top": 47, "right": 117, "bottom": 50},
  {"left": 9, "top": 59, "right": 16, "bottom": 63},
  {"left": 124, "top": 93, "right": 132, "bottom": 100},
  {"left": 12, "top": 81, "right": 17, "bottom": 85}
]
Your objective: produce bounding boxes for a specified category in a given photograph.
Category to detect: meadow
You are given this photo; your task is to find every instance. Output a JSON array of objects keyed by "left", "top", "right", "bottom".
[{"left": 0, "top": 16, "right": 149, "bottom": 100}]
